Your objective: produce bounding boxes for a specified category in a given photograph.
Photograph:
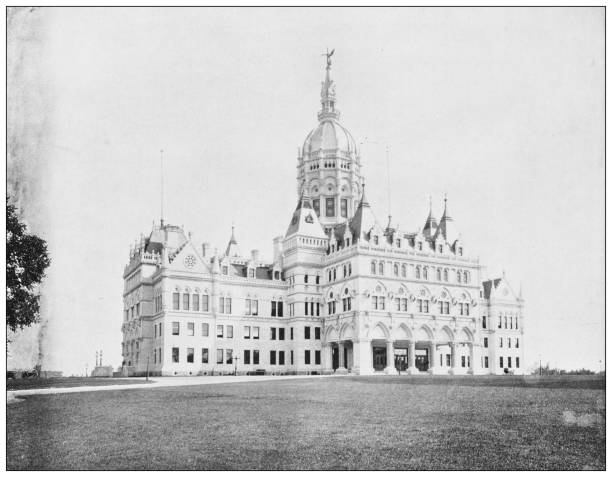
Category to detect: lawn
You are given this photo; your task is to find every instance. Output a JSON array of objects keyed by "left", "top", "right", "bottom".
[
  {"left": 6, "top": 377, "right": 152, "bottom": 391},
  {"left": 6, "top": 375, "right": 605, "bottom": 470}
]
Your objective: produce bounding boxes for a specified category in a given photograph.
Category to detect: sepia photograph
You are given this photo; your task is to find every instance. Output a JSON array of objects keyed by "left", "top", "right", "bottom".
[{"left": 5, "top": 5, "right": 605, "bottom": 471}]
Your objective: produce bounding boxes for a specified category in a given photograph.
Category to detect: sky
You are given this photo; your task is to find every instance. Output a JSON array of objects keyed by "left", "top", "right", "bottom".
[{"left": 7, "top": 7, "right": 604, "bottom": 375}]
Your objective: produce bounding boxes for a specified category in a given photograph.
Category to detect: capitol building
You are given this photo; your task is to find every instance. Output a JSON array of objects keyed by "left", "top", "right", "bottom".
[{"left": 121, "top": 55, "right": 525, "bottom": 376}]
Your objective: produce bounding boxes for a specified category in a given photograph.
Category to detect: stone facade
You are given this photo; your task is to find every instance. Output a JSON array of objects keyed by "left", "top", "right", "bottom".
[{"left": 121, "top": 56, "right": 525, "bottom": 376}]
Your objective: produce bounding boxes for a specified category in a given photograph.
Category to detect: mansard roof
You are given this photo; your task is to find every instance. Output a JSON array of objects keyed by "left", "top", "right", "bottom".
[{"left": 285, "top": 189, "right": 327, "bottom": 239}]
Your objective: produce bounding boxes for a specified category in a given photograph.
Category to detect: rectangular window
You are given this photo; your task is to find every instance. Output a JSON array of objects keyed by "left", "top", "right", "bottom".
[
  {"left": 252, "top": 300, "right": 258, "bottom": 316},
  {"left": 172, "top": 322, "right": 180, "bottom": 336},
  {"left": 226, "top": 349, "right": 233, "bottom": 364},
  {"left": 507, "top": 356, "right": 512, "bottom": 368},
  {"left": 183, "top": 294, "right": 190, "bottom": 310},
  {"left": 244, "top": 326, "right": 250, "bottom": 339},
  {"left": 279, "top": 328, "right": 285, "bottom": 340},
  {"left": 500, "top": 357, "right": 504, "bottom": 368},
  {"left": 446, "top": 354, "right": 451, "bottom": 366},
  {"left": 305, "top": 350, "right": 311, "bottom": 365},
  {"left": 507, "top": 338, "right": 511, "bottom": 348},
  {"left": 253, "top": 350, "right": 260, "bottom": 365},
  {"left": 291, "top": 350, "right": 294, "bottom": 365},
  {"left": 202, "top": 295, "right": 209, "bottom": 312},
  {"left": 271, "top": 327, "right": 276, "bottom": 340},
  {"left": 290, "top": 327, "right": 294, "bottom": 340},
  {"left": 217, "top": 348, "right": 223, "bottom": 364},
  {"left": 202, "top": 323, "right": 209, "bottom": 337},
  {"left": 326, "top": 197, "right": 335, "bottom": 217},
  {"left": 271, "top": 301, "right": 277, "bottom": 317},
  {"left": 270, "top": 350, "right": 276, "bottom": 365},
  {"left": 187, "top": 348, "right": 194, "bottom": 363},
  {"left": 482, "top": 316, "right": 487, "bottom": 329},
  {"left": 305, "top": 326, "right": 311, "bottom": 339},
  {"left": 219, "top": 297, "right": 225, "bottom": 314},
  {"left": 187, "top": 322, "right": 194, "bottom": 336},
  {"left": 217, "top": 325, "right": 224, "bottom": 338},
  {"left": 172, "top": 293, "right": 180, "bottom": 310},
  {"left": 484, "top": 337, "right": 488, "bottom": 348},
  {"left": 202, "top": 348, "right": 209, "bottom": 364},
  {"left": 315, "top": 327, "right": 321, "bottom": 340},
  {"left": 227, "top": 325, "right": 233, "bottom": 339},
  {"left": 244, "top": 349, "right": 251, "bottom": 365},
  {"left": 340, "top": 198, "right": 348, "bottom": 218},
  {"left": 154, "top": 349, "right": 157, "bottom": 363},
  {"left": 499, "top": 338, "right": 503, "bottom": 348},
  {"left": 516, "top": 338, "right": 520, "bottom": 348},
  {"left": 313, "top": 198, "right": 320, "bottom": 216},
  {"left": 498, "top": 316, "right": 502, "bottom": 329},
  {"left": 277, "top": 301, "right": 283, "bottom": 317},
  {"left": 192, "top": 294, "right": 199, "bottom": 311},
  {"left": 516, "top": 357, "right": 520, "bottom": 368},
  {"left": 484, "top": 356, "right": 489, "bottom": 368},
  {"left": 304, "top": 302, "right": 308, "bottom": 316},
  {"left": 461, "top": 356, "right": 466, "bottom": 368},
  {"left": 225, "top": 298, "right": 232, "bottom": 314},
  {"left": 245, "top": 299, "right": 251, "bottom": 315},
  {"left": 424, "top": 300, "right": 429, "bottom": 313},
  {"left": 222, "top": 266, "right": 228, "bottom": 275},
  {"left": 279, "top": 351, "right": 285, "bottom": 365},
  {"left": 315, "top": 350, "right": 321, "bottom": 365},
  {"left": 253, "top": 326, "right": 259, "bottom": 340},
  {"left": 172, "top": 347, "right": 179, "bottom": 363}
]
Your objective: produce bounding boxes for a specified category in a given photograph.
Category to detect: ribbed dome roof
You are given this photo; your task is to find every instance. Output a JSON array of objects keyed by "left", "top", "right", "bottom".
[{"left": 302, "top": 119, "right": 357, "bottom": 157}]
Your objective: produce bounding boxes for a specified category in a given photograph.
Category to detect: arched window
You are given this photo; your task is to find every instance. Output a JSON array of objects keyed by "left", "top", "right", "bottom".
[
  {"left": 464, "top": 271, "right": 469, "bottom": 283},
  {"left": 416, "top": 266, "right": 421, "bottom": 279},
  {"left": 438, "top": 244, "right": 443, "bottom": 253},
  {"left": 457, "top": 270, "right": 462, "bottom": 282},
  {"left": 393, "top": 263, "right": 399, "bottom": 276},
  {"left": 371, "top": 261, "right": 376, "bottom": 275},
  {"left": 444, "top": 269, "right": 449, "bottom": 282},
  {"left": 436, "top": 268, "right": 441, "bottom": 281},
  {"left": 401, "top": 264, "right": 407, "bottom": 278},
  {"left": 343, "top": 265, "right": 347, "bottom": 277},
  {"left": 348, "top": 263, "right": 352, "bottom": 275},
  {"left": 378, "top": 262, "right": 384, "bottom": 275},
  {"left": 373, "top": 235, "right": 379, "bottom": 245},
  {"left": 423, "top": 267, "right": 428, "bottom": 280}
]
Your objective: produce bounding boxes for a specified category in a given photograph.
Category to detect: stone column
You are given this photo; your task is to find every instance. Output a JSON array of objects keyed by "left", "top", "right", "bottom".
[
  {"left": 322, "top": 342, "right": 333, "bottom": 374},
  {"left": 468, "top": 343, "right": 475, "bottom": 375},
  {"left": 407, "top": 340, "right": 418, "bottom": 374},
  {"left": 428, "top": 341, "right": 437, "bottom": 374},
  {"left": 337, "top": 341, "right": 347, "bottom": 374},
  {"left": 384, "top": 339, "right": 395, "bottom": 374},
  {"left": 450, "top": 342, "right": 460, "bottom": 375},
  {"left": 352, "top": 339, "right": 374, "bottom": 375}
]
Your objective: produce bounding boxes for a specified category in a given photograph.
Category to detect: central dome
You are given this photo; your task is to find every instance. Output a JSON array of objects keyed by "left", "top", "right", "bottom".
[{"left": 302, "top": 118, "right": 358, "bottom": 157}]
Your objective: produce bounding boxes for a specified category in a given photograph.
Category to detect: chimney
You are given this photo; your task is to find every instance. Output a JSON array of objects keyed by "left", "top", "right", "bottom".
[
  {"left": 273, "top": 236, "right": 283, "bottom": 264},
  {"left": 202, "top": 242, "right": 210, "bottom": 257},
  {"left": 251, "top": 249, "right": 260, "bottom": 263}
]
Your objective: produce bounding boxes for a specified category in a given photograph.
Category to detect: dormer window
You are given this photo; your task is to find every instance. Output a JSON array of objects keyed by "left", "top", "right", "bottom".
[
  {"left": 438, "top": 245, "right": 443, "bottom": 253},
  {"left": 458, "top": 247, "right": 463, "bottom": 256},
  {"left": 373, "top": 235, "right": 379, "bottom": 245},
  {"left": 248, "top": 268, "right": 255, "bottom": 278},
  {"left": 396, "top": 239, "right": 401, "bottom": 248},
  {"left": 418, "top": 242, "right": 423, "bottom": 251},
  {"left": 274, "top": 271, "right": 280, "bottom": 280},
  {"left": 222, "top": 266, "right": 228, "bottom": 275}
]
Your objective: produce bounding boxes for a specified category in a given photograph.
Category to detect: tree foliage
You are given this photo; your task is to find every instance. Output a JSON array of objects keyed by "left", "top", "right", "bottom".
[{"left": 6, "top": 197, "right": 51, "bottom": 332}]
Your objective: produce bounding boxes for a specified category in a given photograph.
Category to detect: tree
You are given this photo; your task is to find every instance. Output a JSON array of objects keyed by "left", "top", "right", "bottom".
[{"left": 6, "top": 197, "right": 50, "bottom": 332}]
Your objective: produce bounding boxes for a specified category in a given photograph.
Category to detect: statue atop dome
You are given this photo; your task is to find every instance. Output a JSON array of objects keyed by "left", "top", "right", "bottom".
[{"left": 322, "top": 47, "right": 335, "bottom": 68}]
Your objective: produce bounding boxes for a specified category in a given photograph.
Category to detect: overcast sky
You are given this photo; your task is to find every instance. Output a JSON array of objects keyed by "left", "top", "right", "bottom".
[{"left": 7, "top": 7, "right": 604, "bottom": 375}]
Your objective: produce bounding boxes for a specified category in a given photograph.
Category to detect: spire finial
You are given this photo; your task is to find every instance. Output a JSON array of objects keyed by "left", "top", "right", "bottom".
[
  {"left": 429, "top": 195, "right": 433, "bottom": 214},
  {"left": 318, "top": 48, "right": 339, "bottom": 121}
]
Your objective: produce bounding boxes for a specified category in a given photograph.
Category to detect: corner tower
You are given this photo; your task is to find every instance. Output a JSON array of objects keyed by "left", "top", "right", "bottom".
[{"left": 297, "top": 50, "right": 364, "bottom": 233}]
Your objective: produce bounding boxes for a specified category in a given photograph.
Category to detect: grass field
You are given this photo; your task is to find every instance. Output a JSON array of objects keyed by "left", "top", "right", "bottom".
[
  {"left": 6, "top": 377, "right": 151, "bottom": 391},
  {"left": 7, "top": 375, "right": 605, "bottom": 470}
]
